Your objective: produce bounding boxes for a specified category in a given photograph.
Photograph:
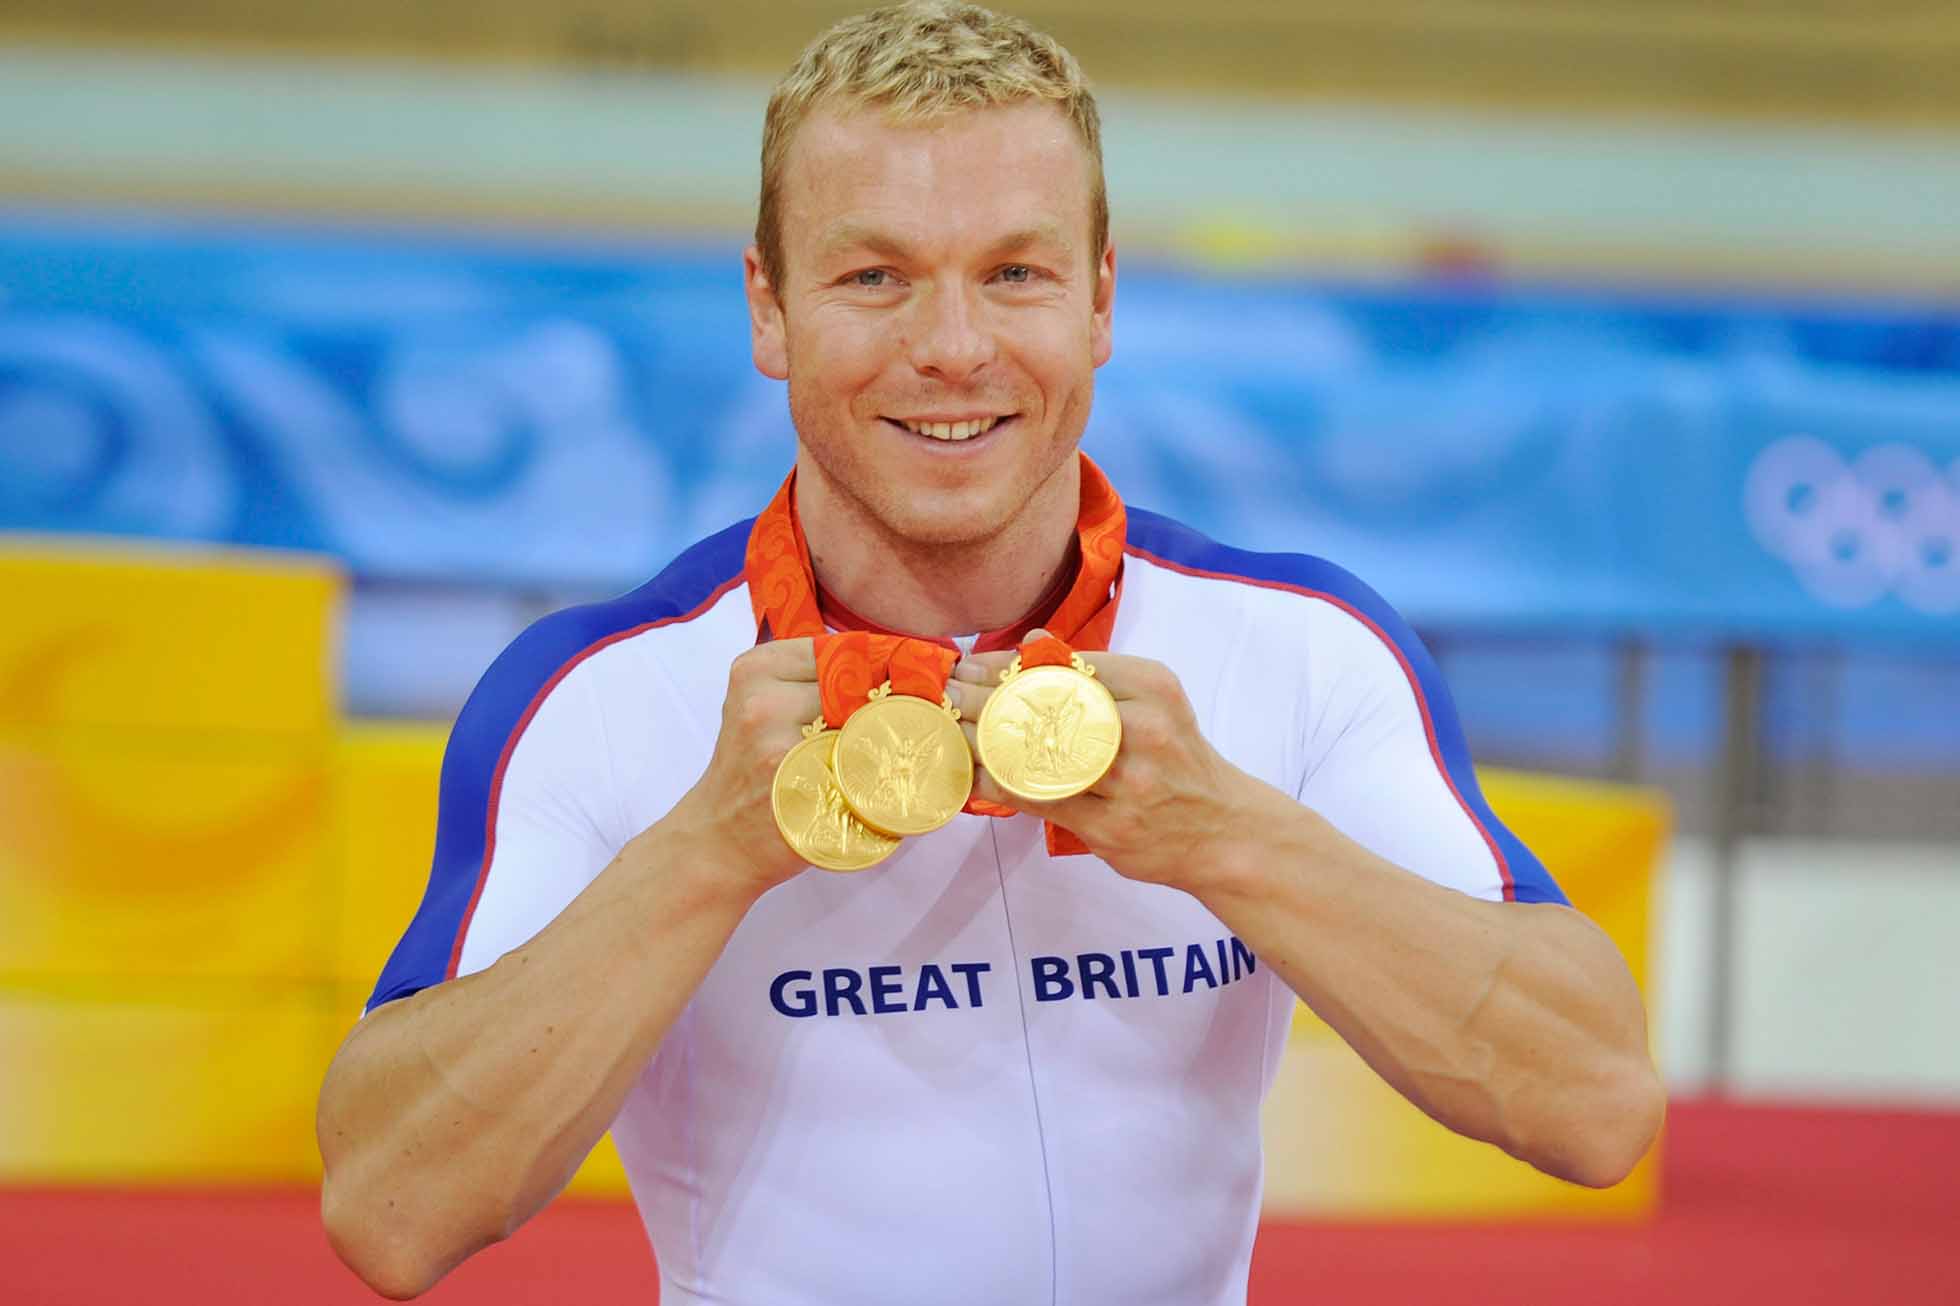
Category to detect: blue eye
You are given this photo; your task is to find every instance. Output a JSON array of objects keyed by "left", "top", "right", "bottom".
[
  {"left": 999, "top": 265, "right": 1033, "bottom": 283},
  {"left": 851, "top": 269, "right": 889, "bottom": 287}
]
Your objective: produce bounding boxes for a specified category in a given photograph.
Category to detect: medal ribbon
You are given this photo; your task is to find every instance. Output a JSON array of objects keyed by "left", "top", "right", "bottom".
[
  {"left": 747, "top": 452, "right": 1127, "bottom": 856},
  {"left": 889, "top": 636, "right": 959, "bottom": 702},
  {"left": 813, "top": 631, "right": 891, "bottom": 729},
  {"left": 813, "top": 631, "right": 959, "bottom": 729},
  {"left": 1017, "top": 633, "right": 1077, "bottom": 671}
]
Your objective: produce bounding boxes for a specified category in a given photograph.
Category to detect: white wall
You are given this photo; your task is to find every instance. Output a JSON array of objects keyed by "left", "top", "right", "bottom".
[{"left": 1657, "top": 836, "right": 1960, "bottom": 1102}]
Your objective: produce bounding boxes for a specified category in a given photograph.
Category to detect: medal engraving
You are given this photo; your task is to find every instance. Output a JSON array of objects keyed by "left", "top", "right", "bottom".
[
  {"left": 771, "top": 723, "right": 899, "bottom": 872},
  {"left": 834, "top": 685, "right": 973, "bottom": 837},
  {"left": 976, "top": 655, "right": 1121, "bottom": 801}
]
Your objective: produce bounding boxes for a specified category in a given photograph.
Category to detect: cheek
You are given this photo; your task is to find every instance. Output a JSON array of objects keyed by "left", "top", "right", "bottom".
[
  {"left": 793, "top": 314, "right": 897, "bottom": 399},
  {"left": 1018, "top": 321, "right": 1095, "bottom": 405}
]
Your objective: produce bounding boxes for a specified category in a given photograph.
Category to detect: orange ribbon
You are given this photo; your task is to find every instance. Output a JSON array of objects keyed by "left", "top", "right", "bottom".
[
  {"left": 813, "top": 631, "right": 959, "bottom": 729},
  {"left": 813, "top": 631, "right": 887, "bottom": 729},
  {"left": 889, "top": 636, "right": 959, "bottom": 702},
  {"left": 746, "top": 453, "right": 1127, "bottom": 857},
  {"left": 1017, "top": 633, "right": 1076, "bottom": 670}
]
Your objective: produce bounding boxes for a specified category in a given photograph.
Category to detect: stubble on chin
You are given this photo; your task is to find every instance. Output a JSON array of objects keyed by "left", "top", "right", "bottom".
[
  {"left": 788, "top": 376, "right": 1085, "bottom": 555},
  {"left": 807, "top": 452, "right": 1024, "bottom": 553}
]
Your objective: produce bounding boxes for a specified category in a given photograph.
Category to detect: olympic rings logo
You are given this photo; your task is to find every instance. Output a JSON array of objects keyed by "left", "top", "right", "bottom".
[{"left": 1743, "top": 437, "right": 1960, "bottom": 615}]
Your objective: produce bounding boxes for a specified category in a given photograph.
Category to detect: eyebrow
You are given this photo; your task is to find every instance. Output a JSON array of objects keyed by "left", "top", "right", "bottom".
[{"left": 814, "top": 220, "right": 1076, "bottom": 267}]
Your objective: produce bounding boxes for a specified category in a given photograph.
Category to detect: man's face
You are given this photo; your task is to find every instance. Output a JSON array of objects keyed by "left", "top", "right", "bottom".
[{"left": 745, "top": 100, "right": 1115, "bottom": 549}]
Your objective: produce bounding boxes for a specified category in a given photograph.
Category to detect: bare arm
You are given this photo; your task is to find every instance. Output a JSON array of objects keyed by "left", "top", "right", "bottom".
[
  {"left": 318, "top": 641, "right": 821, "bottom": 1298},
  {"left": 316, "top": 821, "right": 755, "bottom": 1297},
  {"left": 1195, "top": 792, "right": 1662, "bottom": 1188}
]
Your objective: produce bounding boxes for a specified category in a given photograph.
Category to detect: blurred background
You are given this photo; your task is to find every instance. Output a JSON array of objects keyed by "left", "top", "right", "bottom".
[{"left": 2, "top": 1, "right": 1957, "bottom": 1302}]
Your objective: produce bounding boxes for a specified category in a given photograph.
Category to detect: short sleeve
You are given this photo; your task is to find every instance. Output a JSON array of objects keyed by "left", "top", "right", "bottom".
[
  {"left": 1297, "top": 597, "right": 1567, "bottom": 906},
  {"left": 364, "top": 628, "right": 624, "bottom": 1014}
]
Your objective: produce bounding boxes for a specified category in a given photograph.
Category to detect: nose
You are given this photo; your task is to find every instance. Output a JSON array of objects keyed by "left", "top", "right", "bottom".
[{"left": 907, "top": 281, "right": 994, "bottom": 384}]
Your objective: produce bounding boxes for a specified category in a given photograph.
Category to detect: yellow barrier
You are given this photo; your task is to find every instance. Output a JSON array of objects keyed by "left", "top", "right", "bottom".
[{"left": 0, "top": 540, "right": 1660, "bottom": 1212}]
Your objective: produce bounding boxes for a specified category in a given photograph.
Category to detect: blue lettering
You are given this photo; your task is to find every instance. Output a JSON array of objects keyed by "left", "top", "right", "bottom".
[
  {"left": 1119, "top": 949, "right": 1139, "bottom": 998},
  {"left": 823, "top": 967, "right": 867, "bottom": 1016},
  {"left": 1138, "top": 947, "right": 1175, "bottom": 996},
  {"left": 1031, "top": 955, "right": 1074, "bottom": 1002},
  {"left": 913, "top": 963, "right": 958, "bottom": 1011},
  {"left": 869, "top": 965, "right": 906, "bottom": 1014},
  {"left": 951, "top": 961, "right": 991, "bottom": 1008},
  {"left": 770, "top": 970, "right": 816, "bottom": 1018},
  {"left": 1182, "top": 943, "right": 1219, "bottom": 993},
  {"left": 1230, "top": 936, "right": 1256, "bottom": 981},
  {"left": 1215, "top": 938, "right": 1231, "bottom": 983},
  {"left": 1077, "top": 952, "right": 1120, "bottom": 999}
]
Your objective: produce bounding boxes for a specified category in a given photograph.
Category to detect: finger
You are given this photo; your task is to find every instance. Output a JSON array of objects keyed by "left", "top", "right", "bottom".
[
  {"left": 753, "top": 685, "right": 825, "bottom": 743},
  {"left": 754, "top": 635, "right": 820, "bottom": 681},
  {"left": 955, "top": 652, "right": 1016, "bottom": 683},
  {"left": 948, "top": 675, "right": 994, "bottom": 720},
  {"left": 968, "top": 764, "right": 1044, "bottom": 815},
  {"left": 967, "top": 761, "right": 1106, "bottom": 826},
  {"left": 1072, "top": 652, "right": 1168, "bottom": 703}
]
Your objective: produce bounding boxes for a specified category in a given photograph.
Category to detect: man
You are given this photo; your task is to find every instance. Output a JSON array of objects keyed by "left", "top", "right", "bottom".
[{"left": 317, "top": 4, "right": 1664, "bottom": 1302}]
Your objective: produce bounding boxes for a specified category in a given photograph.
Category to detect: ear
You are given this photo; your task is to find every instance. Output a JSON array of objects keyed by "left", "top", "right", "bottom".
[
  {"left": 744, "top": 245, "right": 790, "bottom": 380},
  {"left": 1090, "top": 241, "right": 1116, "bottom": 369}
]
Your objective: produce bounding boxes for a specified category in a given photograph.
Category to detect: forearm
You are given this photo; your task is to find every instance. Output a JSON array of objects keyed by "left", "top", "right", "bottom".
[
  {"left": 317, "top": 816, "right": 761, "bottom": 1297},
  {"left": 1197, "top": 785, "right": 1663, "bottom": 1187}
]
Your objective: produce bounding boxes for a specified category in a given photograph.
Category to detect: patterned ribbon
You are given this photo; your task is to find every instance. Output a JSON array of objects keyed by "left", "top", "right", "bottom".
[
  {"left": 746, "top": 452, "right": 1127, "bottom": 856},
  {"left": 889, "top": 636, "right": 960, "bottom": 702},
  {"left": 813, "top": 631, "right": 889, "bottom": 729},
  {"left": 813, "top": 631, "right": 959, "bottom": 729}
]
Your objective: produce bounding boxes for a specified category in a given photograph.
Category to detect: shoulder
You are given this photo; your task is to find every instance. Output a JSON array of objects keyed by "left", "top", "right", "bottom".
[
  {"left": 1121, "top": 506, "right": 1438, "bottom": 751},
  {"left": 446, "top": 517, "right": 753, "bottom": 768},
  {"left": 364, "top": 521, "right": 754, "bottom": 1012},
  {"left": 1124, "top": 507, "right": 1417, "bottom": 655}
]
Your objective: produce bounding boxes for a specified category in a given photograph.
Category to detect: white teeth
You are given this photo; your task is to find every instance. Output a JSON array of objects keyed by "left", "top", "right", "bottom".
[{"left": 902, "top": 416, "right": 1002, "bottom": 441}]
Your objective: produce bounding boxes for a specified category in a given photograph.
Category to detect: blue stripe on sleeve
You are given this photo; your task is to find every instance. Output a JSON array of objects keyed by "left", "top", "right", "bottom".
[
  {"left": 364, "top": 518, "right": 754, "bottom": 1013},
  {"left": 1126, "top": 508, "right": 1567, "bottom": 906}
]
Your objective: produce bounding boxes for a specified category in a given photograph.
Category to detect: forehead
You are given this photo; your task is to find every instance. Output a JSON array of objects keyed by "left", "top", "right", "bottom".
[{"left": 777, "top": 101, "right": 1095, "bottom": 264}]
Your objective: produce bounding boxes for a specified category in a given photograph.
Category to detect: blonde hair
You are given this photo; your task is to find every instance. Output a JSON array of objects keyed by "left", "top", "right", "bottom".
[{"left": 756, "top": 2, "right": 1106, "bottom": 290}]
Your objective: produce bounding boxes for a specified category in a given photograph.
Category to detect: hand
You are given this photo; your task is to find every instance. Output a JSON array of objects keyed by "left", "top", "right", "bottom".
[
  {"left": 950, "top": 630, "right": 1276, "bottom": 893},
  {"left": 661, "top": 637, "right": 823, "bottom": 898}
]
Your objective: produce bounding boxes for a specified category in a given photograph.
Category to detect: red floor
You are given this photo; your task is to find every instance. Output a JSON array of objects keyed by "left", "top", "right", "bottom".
[{"left": 6, "top": 1099, "right": 1957, "bottom": 1304}]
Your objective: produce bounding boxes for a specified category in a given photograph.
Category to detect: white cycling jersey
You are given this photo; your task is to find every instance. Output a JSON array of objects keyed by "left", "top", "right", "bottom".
[{"left": 369, "top": 506, "right": 1566, "bottom": 1306}]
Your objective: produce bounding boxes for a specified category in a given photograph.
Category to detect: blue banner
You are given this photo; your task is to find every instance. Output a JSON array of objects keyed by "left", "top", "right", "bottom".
[{"left": 3, "top": 211, "right": 1956, "bottom": 643}]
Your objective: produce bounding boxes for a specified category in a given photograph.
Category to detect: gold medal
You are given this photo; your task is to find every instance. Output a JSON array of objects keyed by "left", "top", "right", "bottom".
[
  {"left": 832, "top": 682, "right": 973, "bottom": 837},
  {"left": 976, "top": 652, "right": 1121, "bottom": 802},
  {"left": 770, "top": 717, "right": 900, "bottom": 872}
]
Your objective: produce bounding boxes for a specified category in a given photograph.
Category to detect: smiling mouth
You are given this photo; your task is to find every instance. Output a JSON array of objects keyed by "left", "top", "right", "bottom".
[{"left": 887, "top": 415, "right": 1011, "bottom": 443}]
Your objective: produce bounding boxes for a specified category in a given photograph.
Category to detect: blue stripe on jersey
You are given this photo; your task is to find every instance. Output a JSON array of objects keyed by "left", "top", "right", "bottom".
[
  {"left": 1125, "top": 508, "right": 1568, "bottom": 906},
  {"left": 365, "top": 517, "right": 755, "bottom": 1013}
]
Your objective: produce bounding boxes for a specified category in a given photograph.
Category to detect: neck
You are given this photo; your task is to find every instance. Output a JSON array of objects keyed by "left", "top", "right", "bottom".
[{"left": 795, "top": 456, "right": 1082, "bottom": 639}]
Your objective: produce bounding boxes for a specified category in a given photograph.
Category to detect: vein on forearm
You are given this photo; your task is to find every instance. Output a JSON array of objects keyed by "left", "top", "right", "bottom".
[{"left": 1203, "top": 807, "right": 1639, "bottom": 1161}]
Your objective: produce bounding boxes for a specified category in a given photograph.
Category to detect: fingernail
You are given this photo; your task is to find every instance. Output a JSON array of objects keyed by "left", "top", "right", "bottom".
[{"left": 954, "top": 660, "right": 985, "bottom": 683}]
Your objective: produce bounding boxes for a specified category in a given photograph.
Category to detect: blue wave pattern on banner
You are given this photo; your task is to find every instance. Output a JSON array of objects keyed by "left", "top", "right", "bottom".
[{"left": 2, "top": 213, "right": 1957, "bottom": 642}]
